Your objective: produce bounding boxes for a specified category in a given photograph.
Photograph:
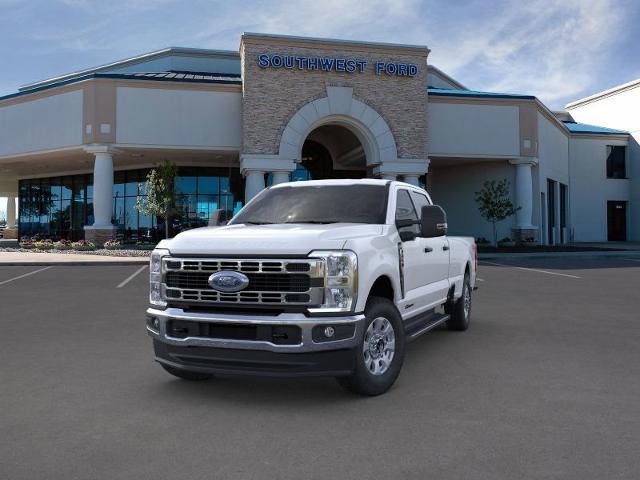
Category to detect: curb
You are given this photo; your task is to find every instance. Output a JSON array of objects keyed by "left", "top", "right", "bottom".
[
  {"left": 479, "top": 250, "right": 640, "bottom": 260},
  {"left": 0, "top": 259, "right": 149, "bottom": 266}
]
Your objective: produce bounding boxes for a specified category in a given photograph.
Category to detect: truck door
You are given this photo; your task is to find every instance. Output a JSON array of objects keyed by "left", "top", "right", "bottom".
[
  {"left": 395, "top": 189, "right": 448, "bottom": 313},
  {"left": 409, "top": 190, "right": 451, "bottom": 307}
]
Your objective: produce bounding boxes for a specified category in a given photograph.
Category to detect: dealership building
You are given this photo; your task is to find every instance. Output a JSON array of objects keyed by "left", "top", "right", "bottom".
[{"left": 0, "top": 33, "right": 637, "bottom": 244}]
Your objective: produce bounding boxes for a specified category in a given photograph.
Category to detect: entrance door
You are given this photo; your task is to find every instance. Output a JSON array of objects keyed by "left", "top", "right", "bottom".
[
  {"left": 560, "top": 183, "right": 568, "bottom": 243},
  {"left": 607, "top": 201, "right": 627, "bottom": 241},
  {"left": 540, "top": 193, "right": 546, "bottom": 245},
  {"left": 301, "top": 125, "right": 367, "bottom": 180},
  {"left": 547, "top": 179, "right": 556, "bottom": 244}
]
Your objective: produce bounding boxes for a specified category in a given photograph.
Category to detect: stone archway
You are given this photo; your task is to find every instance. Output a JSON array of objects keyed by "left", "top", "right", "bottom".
[
  {"left": 240, "top": 85, "right": 429, "bottom": 200},
  {"left": 278, "top": 86, "right": 398, "bottom": 167}
]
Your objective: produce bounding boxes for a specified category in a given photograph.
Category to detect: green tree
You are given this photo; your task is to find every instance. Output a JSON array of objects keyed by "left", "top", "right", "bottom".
[
  {"left": 136, "top": 161, "right": 178, "bottom": 239},
  {"left": 474, "top": 179, "right": 519, "bottom": 246}
]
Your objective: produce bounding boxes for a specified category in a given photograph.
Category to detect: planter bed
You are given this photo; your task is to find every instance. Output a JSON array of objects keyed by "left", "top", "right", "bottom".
[{"left": 0, "top": 247, "right": 151, "bottom": 257}]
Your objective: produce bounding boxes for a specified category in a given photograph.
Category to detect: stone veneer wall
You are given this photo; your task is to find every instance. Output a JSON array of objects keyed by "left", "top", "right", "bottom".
[{"left": 240, "top": 36, "right": 429, "bottom": 160}]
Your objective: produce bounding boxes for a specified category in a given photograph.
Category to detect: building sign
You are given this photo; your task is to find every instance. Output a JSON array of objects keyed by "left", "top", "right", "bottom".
[{"left": 257, "top": 53, "right": 418, "bottom": 77}]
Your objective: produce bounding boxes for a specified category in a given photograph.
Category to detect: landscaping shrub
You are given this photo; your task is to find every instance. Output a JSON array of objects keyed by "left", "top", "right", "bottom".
[
  {"left": 70, "top": 240, "right": 96, "bottom": 251},
  {"left": 103, "top": 239, "right": 122, "bottom": 250}
]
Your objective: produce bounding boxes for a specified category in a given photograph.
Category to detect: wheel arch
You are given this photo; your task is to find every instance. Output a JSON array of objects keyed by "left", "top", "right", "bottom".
[{"left": 365, "top": 274, "right": 395, "bottom": 302}]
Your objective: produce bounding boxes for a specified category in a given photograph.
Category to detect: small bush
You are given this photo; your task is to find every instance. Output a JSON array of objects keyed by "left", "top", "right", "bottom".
[
  {"left": 53, "top": 239, "right": 72, "bottom": 250},
  {"left": 476, "top": 237, "right": 490, "bottom": 245},
  {"left": 103, "top": 239, "right": 122, "bottom": 250},
  {"left": 71, "top": 240, "right": 96, "bottom": 251},
  {"left": 19, "top": 237, "right": 34, "bottom": 249},
  {"left": 33, "top": 239, "right": 54, "bottom": 250}
]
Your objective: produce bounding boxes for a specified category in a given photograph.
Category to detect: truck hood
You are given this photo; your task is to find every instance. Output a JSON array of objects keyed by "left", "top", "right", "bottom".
[{"left": 164, "top": 223, "right": 384, "bottom": 256}]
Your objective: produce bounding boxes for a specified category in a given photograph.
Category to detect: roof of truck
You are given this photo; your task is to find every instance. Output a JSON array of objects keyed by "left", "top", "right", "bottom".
[{"left": 271, "top": 179, "right": 392, "bottom": 188}]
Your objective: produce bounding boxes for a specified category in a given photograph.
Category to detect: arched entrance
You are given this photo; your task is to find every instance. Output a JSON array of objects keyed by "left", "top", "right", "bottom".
[
  {"left": 300, "top": 124, "right": 367, "bottom": 180},
  {"left": 277, "top": 87, "right": 399, "bottom": 170},
  {"left": 243, "top": 86, "right": 427, "bottom": 201}
]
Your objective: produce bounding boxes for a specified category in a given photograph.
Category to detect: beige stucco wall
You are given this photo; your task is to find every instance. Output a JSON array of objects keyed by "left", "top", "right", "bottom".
[
  {"left": 116, "top": 86, "right": 242, "bottom": 148},
  {"left": 0, "top": 90, "right": 83, "bottom": 157},
  {"left": 240, "top": 35, "right": 429, "bottom": 160}
]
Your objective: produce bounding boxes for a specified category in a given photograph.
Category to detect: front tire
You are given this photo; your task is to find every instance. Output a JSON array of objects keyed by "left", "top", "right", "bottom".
[
  {"left": 447, "top": 272, "right": 471, "bottom": 331},
  {"left": 160, "top": 363, "right": 213, "bottom": 381},
  {"left": 336, "top": 297, "right": 405, "bottom": 396}
]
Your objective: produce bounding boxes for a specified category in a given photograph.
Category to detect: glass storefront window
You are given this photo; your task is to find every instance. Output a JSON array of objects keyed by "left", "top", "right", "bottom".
[
  {"left": 18, "top": 167, "right": 244, "bottom": 241},
  {"left": 176, "top": 175, "right": 197, "bottom": 195}
]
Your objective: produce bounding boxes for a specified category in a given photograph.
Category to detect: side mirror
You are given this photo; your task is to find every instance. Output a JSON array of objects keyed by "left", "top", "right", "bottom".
[{"left": 420, "top": 205, "right": 447, "bottom": 237}]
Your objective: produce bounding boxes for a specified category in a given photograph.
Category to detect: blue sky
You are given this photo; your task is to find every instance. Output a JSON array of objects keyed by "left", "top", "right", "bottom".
[
  {"left": 1, "top": 0, "right": 639, "bottom": 108},
  {"left": 1, "top": 0, "right": 640, "bottom": 216}
]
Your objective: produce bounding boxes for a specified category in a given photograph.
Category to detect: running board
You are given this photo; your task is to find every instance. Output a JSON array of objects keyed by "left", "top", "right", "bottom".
[{"left": 404, "top": 312, "right": 450, "bottom": 341}]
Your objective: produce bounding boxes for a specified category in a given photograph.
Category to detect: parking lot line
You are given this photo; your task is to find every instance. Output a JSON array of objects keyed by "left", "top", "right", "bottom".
[
  {"left": 116, "top": 265, "right": 148, "bottom": 289},
  {"left": 0, "top": 266, "right": 52, "bottom": 286},
  {"left": 480, "top": 261, "right": 581, "bottom": 279},
  {"left": 476, "top": 277, "right": 485, "bottom": 282}
]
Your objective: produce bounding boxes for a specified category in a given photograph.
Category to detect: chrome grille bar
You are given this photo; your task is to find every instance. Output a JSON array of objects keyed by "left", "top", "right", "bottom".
[{"left": 162, "top": 257, "right": 325, "bottom": 307}]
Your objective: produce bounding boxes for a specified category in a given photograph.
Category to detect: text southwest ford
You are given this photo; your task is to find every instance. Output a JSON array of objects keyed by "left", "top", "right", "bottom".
[{"left": 146, "top": 179, "right": 477, "bottom": 395}]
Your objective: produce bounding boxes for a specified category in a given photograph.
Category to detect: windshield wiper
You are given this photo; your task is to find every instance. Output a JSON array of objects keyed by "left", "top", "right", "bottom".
[{"left": 244, "top": 221, "right": 276, "bottom": 225}]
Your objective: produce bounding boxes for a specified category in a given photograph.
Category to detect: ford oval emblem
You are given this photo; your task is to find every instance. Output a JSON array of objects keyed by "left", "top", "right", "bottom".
[{"left": 208, "top": 271, "right": 250, "bottom": 293}]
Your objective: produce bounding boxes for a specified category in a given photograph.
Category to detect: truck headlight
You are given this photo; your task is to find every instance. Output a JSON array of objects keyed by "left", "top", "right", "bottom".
[
  {"left": 308, "top": 250, "right": 358, "bottom": 313},
  {"left": 149, "top": 248, "right": 168, "bottom": 308}
]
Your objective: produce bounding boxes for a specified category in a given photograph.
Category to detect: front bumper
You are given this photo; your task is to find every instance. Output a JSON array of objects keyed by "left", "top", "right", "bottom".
[{"left": 147, "top": 307, "right": 365, "bottom": 376}]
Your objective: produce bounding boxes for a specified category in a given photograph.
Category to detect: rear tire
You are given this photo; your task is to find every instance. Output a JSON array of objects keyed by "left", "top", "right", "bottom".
[
  {"left": 336, "top": 297, "right": 405, "bottom": 396},
  {"left": 160, "top": 363, "right": 213, "bottom": 381},
  {"left": 447, "top": 272, "right": 471, "bottom": 331}
]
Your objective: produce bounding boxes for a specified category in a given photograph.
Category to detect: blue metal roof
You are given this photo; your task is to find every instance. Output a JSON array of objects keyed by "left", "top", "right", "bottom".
[
  {"left": 0, "top": 71, "right": 242, "bottom": 102},
  {"left": 562, "top": 121, "right": 628, "bottom": 135},
  {"left": 427, "top": 87, "right": 536, "bottom": 100}
]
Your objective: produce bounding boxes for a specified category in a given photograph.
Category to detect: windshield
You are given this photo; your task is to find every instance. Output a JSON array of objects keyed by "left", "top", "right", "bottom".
[{"left": 230, "top": 184, "right": 388, "bottom": 225}]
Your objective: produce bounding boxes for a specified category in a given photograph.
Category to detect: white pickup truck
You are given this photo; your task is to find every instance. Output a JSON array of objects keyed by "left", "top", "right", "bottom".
[{"left": 146, "top": 179, "right": 477, "bottom": 395}]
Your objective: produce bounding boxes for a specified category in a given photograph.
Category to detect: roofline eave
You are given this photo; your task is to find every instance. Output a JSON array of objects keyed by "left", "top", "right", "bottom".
[{"left": 19, "top": 46, "right": 240, "bottom": 92}]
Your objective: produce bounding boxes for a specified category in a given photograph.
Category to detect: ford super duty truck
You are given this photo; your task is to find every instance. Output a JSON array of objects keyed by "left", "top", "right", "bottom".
[{"left": 146, "top": 179, "right": 477, "bottom": 395}]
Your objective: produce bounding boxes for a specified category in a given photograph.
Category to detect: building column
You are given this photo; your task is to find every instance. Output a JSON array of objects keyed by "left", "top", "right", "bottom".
[
  {"left": 509, "top": 158, "right": 538, "bottom": 242},
  {"left": 373, "top": 159, "right": 429, "bottom": 186},
  {"left": 2, "top": 195, "right": 18, "bottom": 240},
  {"left": 271, "top": 171, "right": 290, "bottom": 185},
  {"left": 403, "top": 175, "right": 420, "bottom": 186},
  {"left": 6, "top": 195, "right": 16, "bottom": 229},
  {"left": 240, "top": 154, "right": 295, "bottom": 202},
  {"left": 84, "top": 145, "right": 117, "bottom": 245},
  {"left": 244, "top": 170, "right": 265, "bottom": 202}
]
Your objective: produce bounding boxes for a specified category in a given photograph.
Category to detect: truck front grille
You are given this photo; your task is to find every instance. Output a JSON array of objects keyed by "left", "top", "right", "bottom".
[
  {"left": 166, "top": 271, "right": 313, "bottom": 292},
  {"left": 162, "top": 257, "right": 325, "bottom": 307}
]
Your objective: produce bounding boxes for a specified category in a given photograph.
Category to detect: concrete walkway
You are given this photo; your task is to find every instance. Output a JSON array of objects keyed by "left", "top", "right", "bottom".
[
  {"left": 480, "top": 250, "right": 640, "bottom": 260},
  {"left": 480, "top": 242, "right": 640, "bottom": 259},
  {"left": 0, "top": 251, "right": 149, "bottom": 266}
]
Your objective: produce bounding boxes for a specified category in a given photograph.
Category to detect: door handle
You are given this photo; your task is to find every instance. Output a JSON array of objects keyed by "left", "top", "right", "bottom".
[
  {"left": 442, "top": 245, "right": 450, "bottom": 251},
  {"left": 424, "top": 247, "right": 433, "bottom": 253}
]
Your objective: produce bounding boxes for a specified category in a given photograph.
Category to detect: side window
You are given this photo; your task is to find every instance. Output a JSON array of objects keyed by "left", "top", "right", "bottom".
[
  {"left": 395, "top": 189, "right": 419, "bottom": 234},
  {"left": 606, "top": 145, "right": 626, "bottom": 179},
  {"left": 409, "top": 191, "right": 430, "bottom": 220}
]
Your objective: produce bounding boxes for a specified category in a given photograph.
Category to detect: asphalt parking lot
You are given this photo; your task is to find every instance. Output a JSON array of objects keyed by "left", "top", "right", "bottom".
[{"left": 1, "top": 256, "right": 640, "bottom": 479}]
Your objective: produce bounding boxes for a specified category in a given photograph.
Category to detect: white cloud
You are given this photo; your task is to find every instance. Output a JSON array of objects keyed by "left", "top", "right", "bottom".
[
  {"left": 181, "top": 0, "right": 633, "bottom": 107},
  {"left": 426, "top": 0, "right": 631, "bottom": 107},
  {"left": 3, "top": 0, "right": 635, "bottom": 109}
]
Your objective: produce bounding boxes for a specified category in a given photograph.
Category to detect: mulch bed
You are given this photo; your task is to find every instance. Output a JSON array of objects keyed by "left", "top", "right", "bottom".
[{"left": 0, "top": 248, "right": 151, "bottom": 257}]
